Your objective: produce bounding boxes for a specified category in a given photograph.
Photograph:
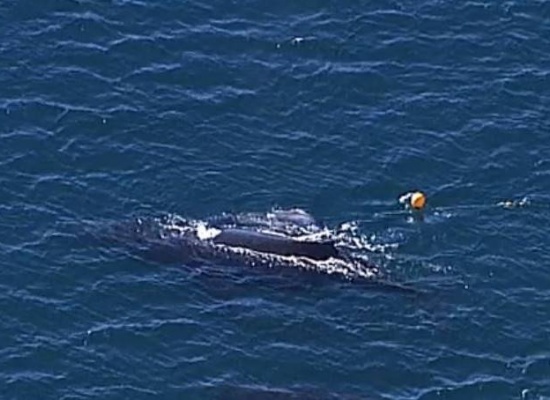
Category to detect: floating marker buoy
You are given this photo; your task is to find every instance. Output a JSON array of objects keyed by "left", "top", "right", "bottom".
[
  {"left": 410, "top": 191, "right": 426, "bottom": 210},
  {"left": 398, "top": 191, "right": 427, "bottom": 210}
]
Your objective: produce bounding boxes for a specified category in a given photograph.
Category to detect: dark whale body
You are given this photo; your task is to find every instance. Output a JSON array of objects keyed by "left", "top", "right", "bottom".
[
  {"left": 212, "top": 228, "right": 341, "bottom": 261},
  {"left": 97, "top": 211, "right": 419, "bottom": 294}
]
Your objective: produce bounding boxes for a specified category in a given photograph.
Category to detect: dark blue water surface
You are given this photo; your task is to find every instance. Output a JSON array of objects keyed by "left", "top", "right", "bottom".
[{"left": 1, "top": 1, "right": 549, "bottom": 399}]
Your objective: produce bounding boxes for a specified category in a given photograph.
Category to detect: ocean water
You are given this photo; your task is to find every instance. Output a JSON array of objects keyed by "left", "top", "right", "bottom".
[{"left": 1, "top": 0, "right": 549, "bottom": 399}]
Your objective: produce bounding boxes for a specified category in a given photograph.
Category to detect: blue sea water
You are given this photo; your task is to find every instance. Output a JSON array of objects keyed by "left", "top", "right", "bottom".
[{"left": 1, "top": 0, "right": 549, "bottom": 399}]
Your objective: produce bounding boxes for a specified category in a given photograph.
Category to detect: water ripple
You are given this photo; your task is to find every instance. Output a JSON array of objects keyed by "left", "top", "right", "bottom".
[{"left": 1, "top": 0, "right": 549, "bottom": 398}]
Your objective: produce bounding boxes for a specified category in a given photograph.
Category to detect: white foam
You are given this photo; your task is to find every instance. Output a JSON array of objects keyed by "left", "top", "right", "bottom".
[{"left": 196, "top": 223, "right": 221, "bottom": 240}]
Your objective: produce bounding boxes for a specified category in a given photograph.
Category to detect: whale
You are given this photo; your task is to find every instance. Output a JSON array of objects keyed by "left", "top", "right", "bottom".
[
  {"left": 102, "top": 209, "right": 370, "bottom": 272},
  {"left": 211, "top": 228, "right": 341, "bottom": 261},
  {"left": 92, "top": 209, "right": 420, "bottom": 294}
]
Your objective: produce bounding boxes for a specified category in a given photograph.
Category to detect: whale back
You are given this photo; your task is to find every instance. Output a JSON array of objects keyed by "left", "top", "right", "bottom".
[{"left": 212, "top": 228, "right": 340, "bottom": 261}]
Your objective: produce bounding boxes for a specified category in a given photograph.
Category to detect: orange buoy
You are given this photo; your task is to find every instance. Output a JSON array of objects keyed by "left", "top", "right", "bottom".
[{"left": 410, "top": 191, "right": 426, "bottom": 210}]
